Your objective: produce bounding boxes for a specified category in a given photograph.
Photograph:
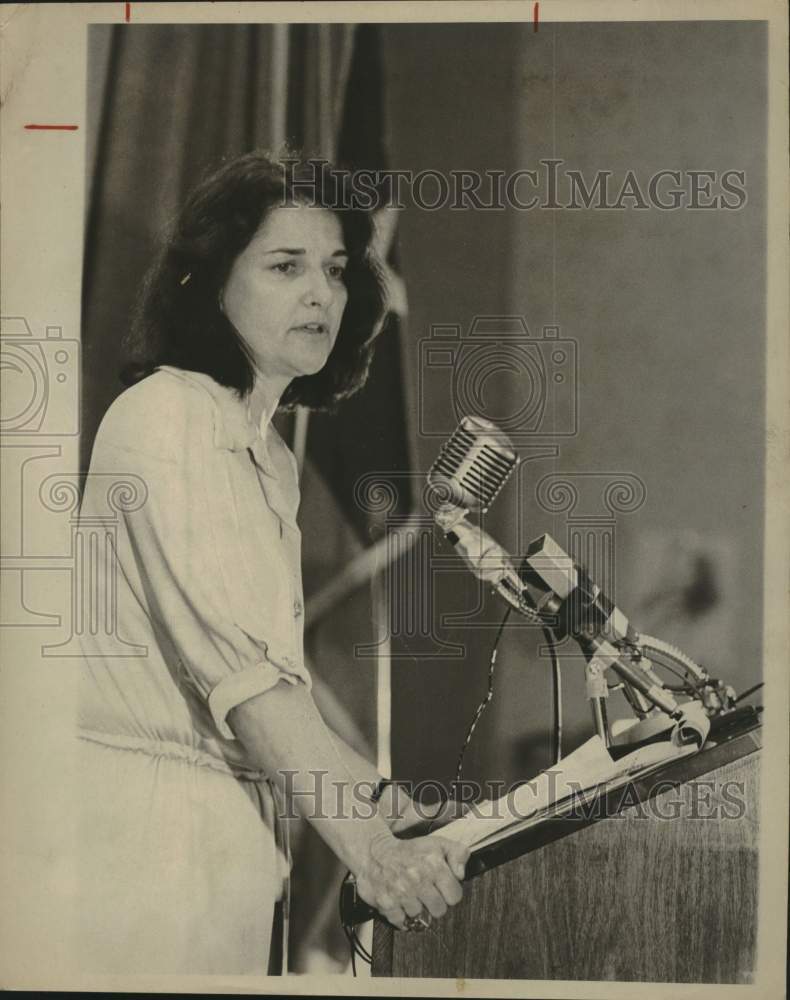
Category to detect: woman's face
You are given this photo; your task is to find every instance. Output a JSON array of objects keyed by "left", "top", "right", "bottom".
[{"left": 221, "top": 203, "right": 349, "bottom": 383}]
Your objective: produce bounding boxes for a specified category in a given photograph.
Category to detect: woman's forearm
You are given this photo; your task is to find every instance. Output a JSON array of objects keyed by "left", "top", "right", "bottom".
[
  {"left": 319, "top": 729, "right": 420, "bottom": 829},
  {"left": 228, "top": 680, "right": 394, "bottom": 875},
  {"left": 326, "top": 736, "right": 468, "bottom": 833},
  {"left": 229, "top": 676, "right": 470, "bottom": 928}
]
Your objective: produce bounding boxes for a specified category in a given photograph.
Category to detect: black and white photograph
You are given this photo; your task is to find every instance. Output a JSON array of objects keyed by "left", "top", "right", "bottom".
[{"left": 0, "top": 2, "right": 788, "bottom": 995}]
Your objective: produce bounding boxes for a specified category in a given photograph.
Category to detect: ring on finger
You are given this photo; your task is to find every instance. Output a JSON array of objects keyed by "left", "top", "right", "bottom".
[{"left": 403, "top": 912, "right": 432, "bottom": 933}]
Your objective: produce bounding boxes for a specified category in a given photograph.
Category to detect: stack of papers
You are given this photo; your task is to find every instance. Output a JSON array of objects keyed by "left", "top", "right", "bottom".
[{"left": 430, "top": 710, "right": 709, "bottom": 852}]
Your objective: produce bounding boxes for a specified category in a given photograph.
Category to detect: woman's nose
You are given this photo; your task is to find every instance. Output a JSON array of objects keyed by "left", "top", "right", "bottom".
[{"left": 301, "top": 269, "right": 334, "bottom": 307}]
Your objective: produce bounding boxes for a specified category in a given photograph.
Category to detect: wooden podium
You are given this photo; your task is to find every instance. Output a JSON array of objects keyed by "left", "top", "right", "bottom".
[{"left": 370, "top": 713, "right": 761, "bottom": 982}]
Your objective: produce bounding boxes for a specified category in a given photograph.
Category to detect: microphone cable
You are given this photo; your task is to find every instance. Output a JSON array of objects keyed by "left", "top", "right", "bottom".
[
  {"left": 453, "top": 605, "right": 512, "bottom": 787},
  {"left": 542, "top": 624, "right": 563, "bottom": 764},
  {"left": 339, "top": 870, "right": 372, "bottom": 975},
  {"left": 453, "top": 608, "right": 565, "bottom": 786}
]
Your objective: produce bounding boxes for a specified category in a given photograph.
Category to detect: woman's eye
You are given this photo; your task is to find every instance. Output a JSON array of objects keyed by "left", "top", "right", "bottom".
[
  {"left": 272, "top": 261, "right": 296, "bottom": 274},
  {"left": 327, "top": 265, "right": 346, "bottom": 280}
]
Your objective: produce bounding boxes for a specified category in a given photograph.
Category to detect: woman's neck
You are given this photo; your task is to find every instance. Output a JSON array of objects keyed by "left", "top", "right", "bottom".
[{"left": 246, "top": 371, "right": 288, "bottom": 433}]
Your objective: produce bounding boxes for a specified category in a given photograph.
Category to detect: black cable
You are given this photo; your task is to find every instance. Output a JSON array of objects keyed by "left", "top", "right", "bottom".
[
  {"left": 339, "top": 872, "right": 372, "bottom": 974},
  {"left": 352, "top": 926, "right": 372, "bottom": 963},
  {"left": 454, "top": 607, "right": 567, "bottom": 785},
  {"left": 541, "top": 625, "right": 562, "bottom": 764},
  {"left": 339, "top": 877, "right": 358, "bottom": 975},
  {"left": 454, "top": 605, "right": 512, "bottom": 786},
  {"left": 356, "top": 938, "right": 372, "bottom": 965},
  {"left": 735, "top": 681, "right": 764, "bottom": 704},
  {"left": 343, "top": 927, "right": 357, "bottom": 977},
  {"left": 345, "top": 924, "right": 371, "bottom": 970}
]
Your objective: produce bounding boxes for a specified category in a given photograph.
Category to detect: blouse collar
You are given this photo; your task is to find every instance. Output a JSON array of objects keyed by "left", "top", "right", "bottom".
[{"left": 155, "top": 365, "right": 280, "bottom": 477}]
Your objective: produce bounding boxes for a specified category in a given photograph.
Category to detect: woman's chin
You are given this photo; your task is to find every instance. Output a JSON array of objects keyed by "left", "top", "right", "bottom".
[
  {"left": 294, "top": 343, "right": 333, "bottom": 376},
  {"left": 292, "top": 355, "right": 330, "bottom": 379}
]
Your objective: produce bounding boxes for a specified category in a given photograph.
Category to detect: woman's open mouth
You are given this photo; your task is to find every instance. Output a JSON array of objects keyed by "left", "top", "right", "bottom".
[{"left": 292, "top": 322, "right": 328, "bottom": 335}]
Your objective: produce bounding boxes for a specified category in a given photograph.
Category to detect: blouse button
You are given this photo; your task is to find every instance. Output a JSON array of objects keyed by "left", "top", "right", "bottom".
[{"left": 293, "top": 598, "right": 303, "bottom": 618}]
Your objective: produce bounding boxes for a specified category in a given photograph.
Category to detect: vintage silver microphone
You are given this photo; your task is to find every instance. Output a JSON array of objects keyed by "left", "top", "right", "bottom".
[
  {"left": 427, "top": 416, "right": 537, "bottom": 617},
  {"left": 427, "top": 416, "right": 714, "bottom": 747},
  {"left": 428, "top": 414, "right": 518, "bottom": 513}
]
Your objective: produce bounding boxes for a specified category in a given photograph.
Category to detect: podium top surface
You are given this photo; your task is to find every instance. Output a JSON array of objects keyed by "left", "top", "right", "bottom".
[{"left": 464, "top": 707, "right": 761, "bottom": 882}]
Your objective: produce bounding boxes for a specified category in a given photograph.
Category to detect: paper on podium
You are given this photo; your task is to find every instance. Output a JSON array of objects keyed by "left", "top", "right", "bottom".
[{"left": 431, "top": 706, "right": 710, "bottom": 851}]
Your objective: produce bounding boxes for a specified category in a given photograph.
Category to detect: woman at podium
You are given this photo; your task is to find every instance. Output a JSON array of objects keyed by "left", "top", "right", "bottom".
[{"left": 75, "top": 152, "right": 468, "bottom": 975}]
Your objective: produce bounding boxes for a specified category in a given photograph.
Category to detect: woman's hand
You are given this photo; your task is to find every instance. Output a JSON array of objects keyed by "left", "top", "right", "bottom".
[
  {"left": 377, "top": 782, "right": 473, "bottom": 837},
  {"left": 389, "top": 795, "right": 472, "bottom": 836},
  {"left": 355, "top": 832, "right": 470, "bottom": 929}
]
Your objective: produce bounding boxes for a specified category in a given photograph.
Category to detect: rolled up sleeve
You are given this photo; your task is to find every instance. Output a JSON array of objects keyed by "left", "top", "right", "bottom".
[
  {"left": 85, "top": 389, "right": 310, "bottom": 741},
  {"left": 207, "top": 666, "right": 305, "bottom": 740}
]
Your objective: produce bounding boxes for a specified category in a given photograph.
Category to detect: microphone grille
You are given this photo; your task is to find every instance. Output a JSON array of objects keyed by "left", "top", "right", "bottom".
[{"left": 429, "top": 415, "right": 518, "bottom": 512}]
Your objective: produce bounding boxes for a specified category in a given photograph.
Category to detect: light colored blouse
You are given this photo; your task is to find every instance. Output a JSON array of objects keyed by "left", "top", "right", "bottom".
[
  {"left": 78, "top": 364, "right": 311, "bottom": 758},
  {"left": 76, "top": 365, "right": 310, "bottom": 974}
]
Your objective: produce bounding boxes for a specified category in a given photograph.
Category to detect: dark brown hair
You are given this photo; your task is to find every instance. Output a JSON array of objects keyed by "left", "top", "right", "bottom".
[{"left": 121, "top": 150, "right": 386, "bottom": 410}]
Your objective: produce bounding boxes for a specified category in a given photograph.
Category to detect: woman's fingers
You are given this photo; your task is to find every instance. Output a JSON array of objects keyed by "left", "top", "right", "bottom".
[
  {"left": 404, "top": 842, "right": 467, "bottom": 915},
  {"left": 380, "top": 904, "right": 407, "bottom": 929},
  {"left": 379, "top": 881, "right": 423, "bottom": 919},
  {"left": 359, "top": 836, "right": 470, "bottom": 927},
  {"left": 418, "top": 848, "right": 463, "bottom": 907},
  {"left": 437, "top": 838, "right": 471, "bottom": 880},
  {"left": 416, "top": 882, "right": 448, "bottom": 919},
  {"left": 431, "top": 866, "right": 463, "bottom": 907},
  {"left": 402, "top": 893, "right": 424, "bottom": 918}
]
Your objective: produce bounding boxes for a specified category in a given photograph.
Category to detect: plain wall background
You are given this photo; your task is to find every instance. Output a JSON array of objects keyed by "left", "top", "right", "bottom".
[{"left": 382, "top": 20, "right": 766, "bottom": 790}]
